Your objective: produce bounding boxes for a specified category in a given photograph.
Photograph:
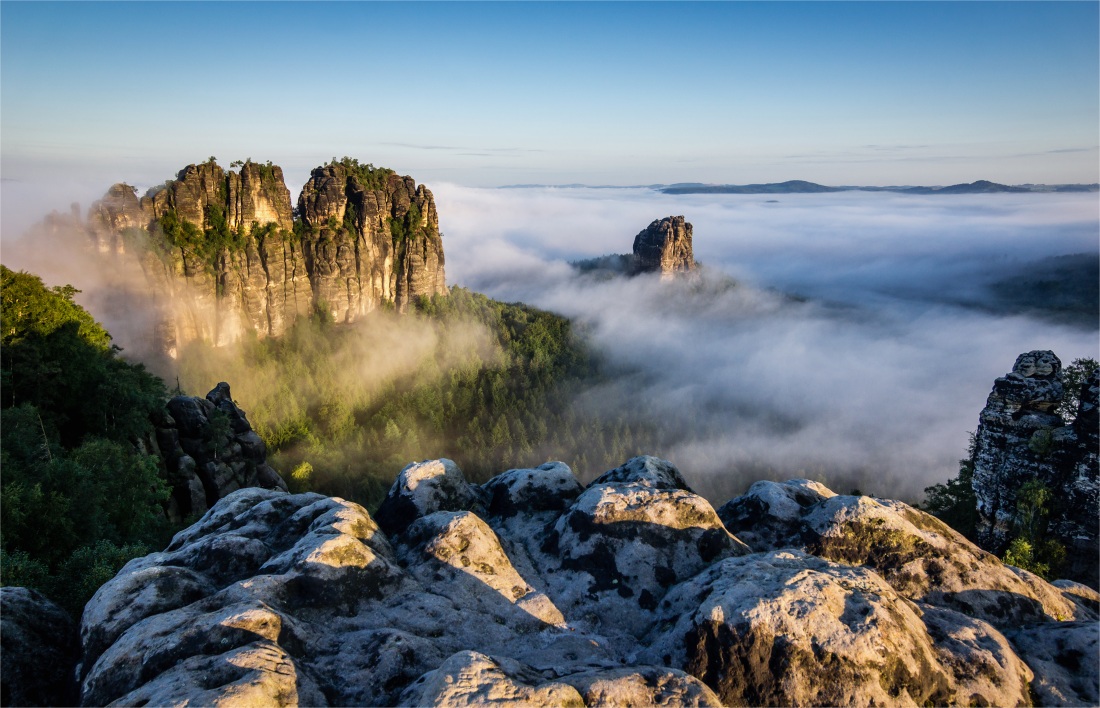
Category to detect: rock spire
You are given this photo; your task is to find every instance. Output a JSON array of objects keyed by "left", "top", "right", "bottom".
[
  {"left": 971, "top": 350, "right": 1098, "bottom": 585},
  {"left": 81, "top": 159, "right": 447, "bottom": 354},
  {"left": 632, "top": 215, "right": 697, "bottom": 278}
]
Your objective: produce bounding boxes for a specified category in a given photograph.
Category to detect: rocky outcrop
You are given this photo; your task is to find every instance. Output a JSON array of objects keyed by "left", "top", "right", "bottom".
[
  {"left": 81, "top": 159, "right": 446, "bottom": 353},
  {"left": 719, "top": 479, "right": 1081, "bottom": 628},
  {"left": 298, "top": 164, "right": 446, "bottom": 318},
  {"left": 0, "top": 587, "right": 80, "bottom": 707},
  {"left": 971, "top": 351, "right": 1099, "bottom": 585},
  {"left": 75, "top": 455, "right": 1097, "bottom": 706},
  {"left": 632, "top": 216, "right": 696, "bottom": 278},
  {"left": 1004, "top": 620, "right": 1100, "bottom": 707},
  {"left": 150, "top": 381, "right": 287, "bottom": 522}
]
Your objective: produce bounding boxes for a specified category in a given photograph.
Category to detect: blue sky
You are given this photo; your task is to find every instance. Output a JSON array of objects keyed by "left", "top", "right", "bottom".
[{"left": 2, "top": 1, "right": 1098, "bottom": 196}]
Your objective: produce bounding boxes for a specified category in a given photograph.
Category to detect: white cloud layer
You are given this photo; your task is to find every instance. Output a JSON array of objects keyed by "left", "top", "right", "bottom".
[{"left": 433, "top": 185, "right": 1099, "bottom": 501}]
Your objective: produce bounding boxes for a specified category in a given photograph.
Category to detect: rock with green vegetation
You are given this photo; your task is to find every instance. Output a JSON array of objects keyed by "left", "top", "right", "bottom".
[
  {"left": 86, "top": 159, "right": 309, "bottom": 348},
  {"left": 0, "top": 587, "right": 80, "bottom": 707},
  {"left": 971, "top": 351, "right": 1099, "bottom": 586},
  {"left": 298, "top": 158, "right": 447, "bottom": 318},
  {"left": 156, "top": 381, "right": 287, "bottom": 521},
  {"left": 81, "top": 157, "right": 446, "bottom": 352}
]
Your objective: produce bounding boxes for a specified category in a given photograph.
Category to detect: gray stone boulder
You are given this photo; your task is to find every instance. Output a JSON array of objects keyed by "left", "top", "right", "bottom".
[
  {"left": 561, "top": 666, "right": 722, "bottom": 707},
  {"left": 398, "top": 651, "right": 584, "bottom": 707},
  {"left": 74, "top": 456, "right": 1098, "bottom": 707},
  {"left": 589, "top": 455, "right": 693, "bottom": 491},
  {"left": 394, "top": 510, "right": 566, "bottom": 629},
  {"left": 374, "top": 458, "right": 485, "bottom": 536},
  {"left": 78, "top": 489, "right": 405, "bottom": 705},
  {"left": 483, "top": 461, "right": 584, "bottom": 518},
  {"left": 0, "top": 587, "right": 79, "bottom": 707},
  {"left": 1004, "top": 620, "right": 1100, "bottom": 707},
  {"left": 640, "top": 550, "right": 1031, "bottom": 707},
  {"left": 539, "top": 480, "right": 750, "bottom": 637},
  {"left": 720, "top": 483, "right": 1087, "bottom": 629},
  {"left": 717, "top": 478, "right": 834, "bottom": 551}
]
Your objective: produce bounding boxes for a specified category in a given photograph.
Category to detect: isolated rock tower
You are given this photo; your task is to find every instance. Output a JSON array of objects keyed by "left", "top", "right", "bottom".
[
  {"left": 632, "top": 215, "right": 697, "bottom": 278},
  {"left": 971, "top": 350, "right": 1099, "bottom": 585}
]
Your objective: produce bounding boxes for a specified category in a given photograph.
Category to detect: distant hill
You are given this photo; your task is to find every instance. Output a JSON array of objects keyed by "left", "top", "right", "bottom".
[
  {"left": 893, "top": 180, "right": 1029, "bottom": 195},
  {"left": 661, "top": 180, "right": 845, "bottom": 195},
  {"left": 497, "top": 181, "right": 1099, "bottom": 194},
  {"left": 657, "top": 180, "right": 1098, "bottom": 195}
]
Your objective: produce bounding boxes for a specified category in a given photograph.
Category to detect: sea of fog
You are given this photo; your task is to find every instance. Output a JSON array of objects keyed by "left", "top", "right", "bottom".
[
  {"left": 432, "top": 186, "right": 1099, "bottom": 502},
  {"left": 2, "top": 181, "right": 1096, "bottom": 503}
]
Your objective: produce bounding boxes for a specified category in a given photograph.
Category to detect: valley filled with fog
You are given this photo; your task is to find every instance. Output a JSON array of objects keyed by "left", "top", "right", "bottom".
[{"left": 434, "top": 186, "right": 1098, "bottom": 501}]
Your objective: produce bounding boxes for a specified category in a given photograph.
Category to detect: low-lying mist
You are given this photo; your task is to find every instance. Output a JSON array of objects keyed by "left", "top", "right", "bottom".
[
  {"left": 2, "top": 181, "right": 1095, "bottom": 505},
  {"left": 433, "top": 186, "right": 1099, "bottom": 502}
]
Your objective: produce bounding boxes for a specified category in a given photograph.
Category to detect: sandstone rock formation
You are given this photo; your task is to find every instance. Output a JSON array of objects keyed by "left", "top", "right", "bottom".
[
  {"left": 81, "top": 159, "right": 446, "bottom": 353},
  {"left": 0, "top": 587, "right": 80, "bottom": 707},
  {"left": 149, "top": 381, "right": 287, "bottom": 522},
  {"left": 298, "top": 162, "right": 446, "bottom": 319},
  {"left": 971, "top": 351, "right": 1099, "bottom": 585},
  {"left": 73, "top": 455, "right": 1097, "bottom": 706},
  {"left": 632, "top": 216, "right": 697, "bottom": 278}
]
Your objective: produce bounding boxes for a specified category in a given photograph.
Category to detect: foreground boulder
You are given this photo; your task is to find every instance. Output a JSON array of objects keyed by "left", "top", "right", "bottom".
[
  {"left": 76, "top": 456, "right": 1098, "bottom": 706},
  {"left": 0, "top": 587, "right": 80, "bottom": 707},
  {"left": 720, "top": 479, "right": 1084, "bottom": 628}
]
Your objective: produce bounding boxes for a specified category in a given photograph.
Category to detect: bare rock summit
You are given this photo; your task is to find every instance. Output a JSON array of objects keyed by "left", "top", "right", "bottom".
[
  {"left": 632, "top": 216, "right": 697, "bottom": 278},
  {"left": 63, "top": 455, "right": 1097, "bottom": 706}
]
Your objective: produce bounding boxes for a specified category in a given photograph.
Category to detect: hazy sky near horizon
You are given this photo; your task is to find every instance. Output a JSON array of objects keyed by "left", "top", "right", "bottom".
[{"left": 2, "top": 0, "right": 1098, "bottom": 227}]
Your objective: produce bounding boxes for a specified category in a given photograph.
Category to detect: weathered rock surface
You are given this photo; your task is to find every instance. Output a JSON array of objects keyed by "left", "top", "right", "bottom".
[
  {"left": 0, "top": 587, "right": 80, "bottom": 707},
  {"left": 719, "top": 481, "right": 1089, "bottom": 629},
  {"left": 632, "top": 216, "right": 697, "bottom": 278},
  {"left": 82, "top": 159, "right": 446, "bottom": 352},
  {"left": 971, "top": 351, "right": 1099, "bottom": 586},
  {"left": 151, "top": 381, "right": 287, "bottom": 522},
  {"left": 73, "top": 455, "right": 1098, "bottom": 706},
  {"left": 1004, "top": 620, "right": 1100, "bottom": 707},
  {"left": 298, "top": 164, "right": 446, "bottom": 318}
]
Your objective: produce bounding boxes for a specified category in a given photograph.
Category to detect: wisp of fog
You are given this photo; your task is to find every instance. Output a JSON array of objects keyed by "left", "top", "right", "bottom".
[
  {"left": 432, "top": 185, "right": 1099, "bottom": 502},
  {"left": 2, "top": 180, "right": 1095, "bottom": 504}
]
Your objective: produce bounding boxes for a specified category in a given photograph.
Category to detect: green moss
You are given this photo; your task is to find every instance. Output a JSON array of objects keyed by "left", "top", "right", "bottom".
[{"left": 329, "top": 156, "right": 395, "bottom": 191}]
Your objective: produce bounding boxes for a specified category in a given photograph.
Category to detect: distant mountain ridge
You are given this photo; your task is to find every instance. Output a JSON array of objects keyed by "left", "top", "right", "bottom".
[
  {"left": 499, "top": 180, "right": 1100, "bottom": 194},
  {"left": 662, "top": 179, "right": 1096, "bottom": 195}
]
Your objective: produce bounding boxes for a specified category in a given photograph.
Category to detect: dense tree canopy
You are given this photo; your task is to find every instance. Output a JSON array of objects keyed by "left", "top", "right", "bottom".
[
  {"left": 0, "top": 266, "right": 171, "bottom": 615},
  {"left": 177, "top": 287, "right": 659, "bottom": 511}
]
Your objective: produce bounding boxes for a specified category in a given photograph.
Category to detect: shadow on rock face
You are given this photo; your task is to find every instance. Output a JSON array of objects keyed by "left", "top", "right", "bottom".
[{"left": 65, "top": 455, "right": 1099, "bottom": 707}]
